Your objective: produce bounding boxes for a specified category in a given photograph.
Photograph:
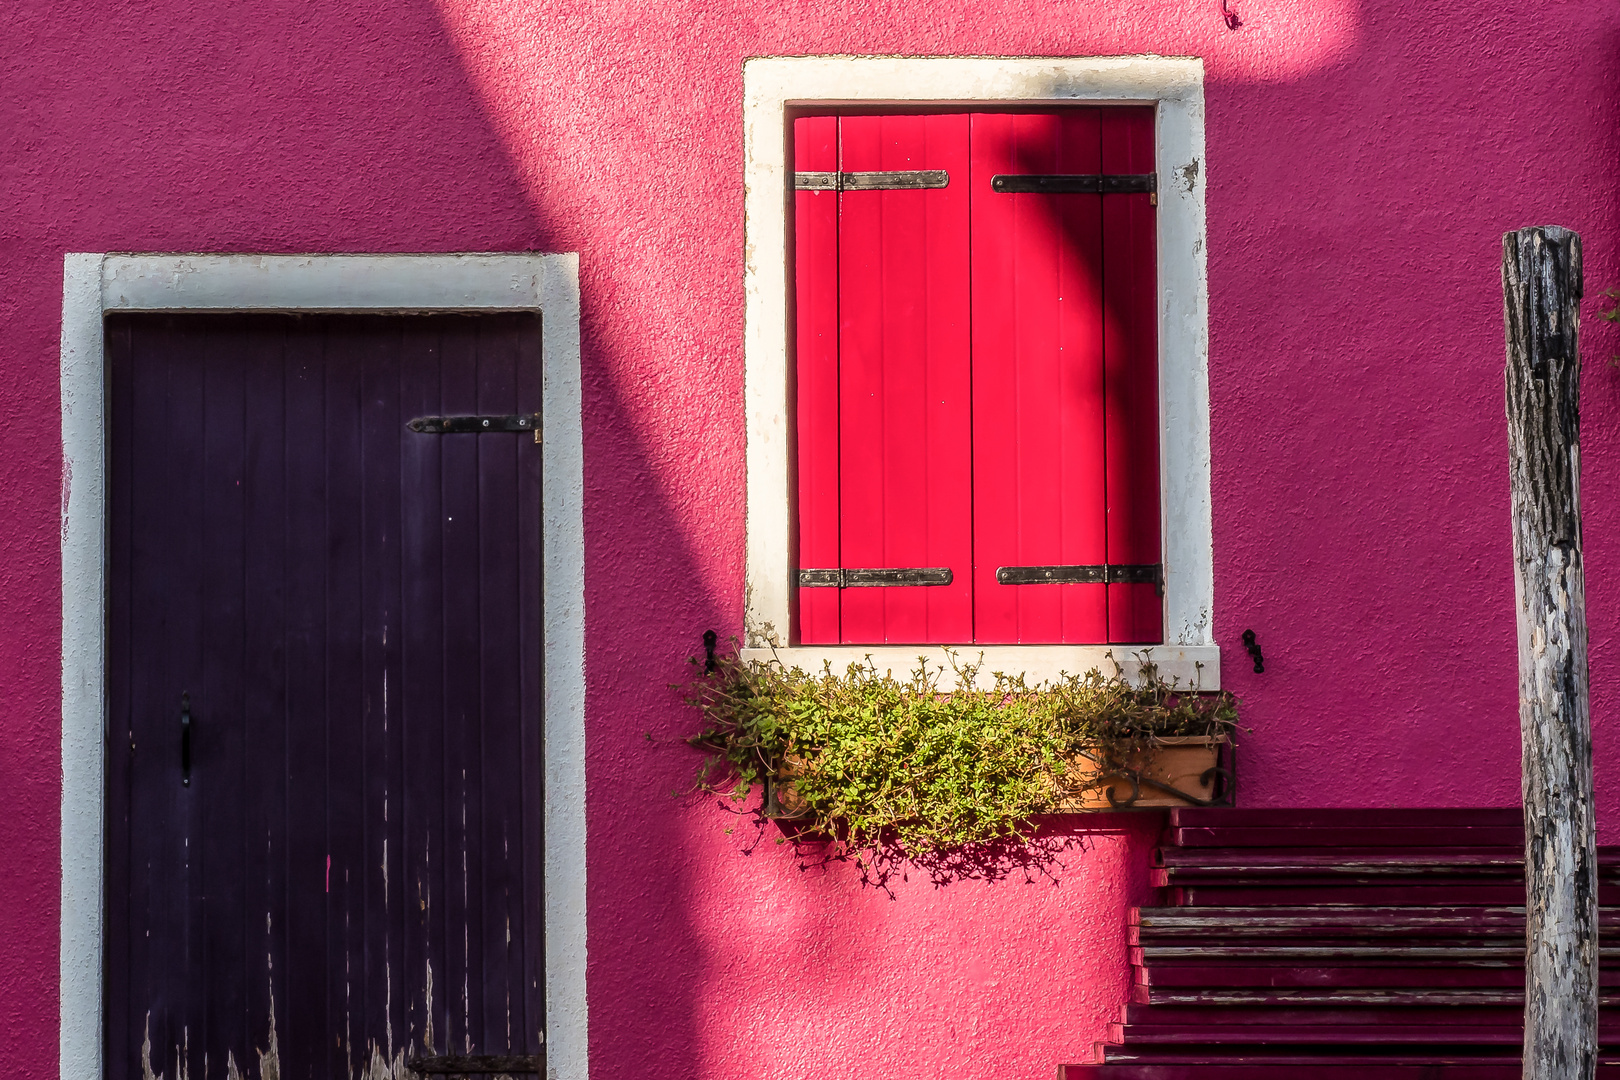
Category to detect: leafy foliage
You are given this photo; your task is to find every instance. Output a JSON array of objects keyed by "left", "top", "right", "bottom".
[{"left": 685, "top": 648, "right": 1238, "bottom": 876}]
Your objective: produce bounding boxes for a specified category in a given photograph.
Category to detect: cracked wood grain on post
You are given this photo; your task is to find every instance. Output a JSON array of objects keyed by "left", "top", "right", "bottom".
[{"left": 1504, "top": 224, "right": 1597, "bottom": 1080}]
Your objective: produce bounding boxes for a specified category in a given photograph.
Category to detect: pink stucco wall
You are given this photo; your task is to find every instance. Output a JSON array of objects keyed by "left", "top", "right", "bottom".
[{"left": 6, "top": 1, "right": 1620, "bottom": 1078}]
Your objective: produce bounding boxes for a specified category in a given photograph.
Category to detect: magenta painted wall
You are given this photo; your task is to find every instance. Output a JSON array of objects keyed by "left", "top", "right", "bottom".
[{"left": 7, "top": 1, "right": 1620, "bottom": 1078}]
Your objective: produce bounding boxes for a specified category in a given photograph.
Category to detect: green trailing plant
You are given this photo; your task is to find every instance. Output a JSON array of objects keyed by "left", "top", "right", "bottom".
[{"left": 684, "top": 647, "right": 1239, "bottom": 880}]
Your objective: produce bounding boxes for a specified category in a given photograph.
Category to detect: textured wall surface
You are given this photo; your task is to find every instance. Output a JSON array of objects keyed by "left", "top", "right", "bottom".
[{"left": 6, "top": 1, "right": 1620, "bottom": 1078}]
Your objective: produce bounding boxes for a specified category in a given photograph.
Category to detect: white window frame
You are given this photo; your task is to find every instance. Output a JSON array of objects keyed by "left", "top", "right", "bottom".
[
  {"left": 58, "top": 253, "right": 588, "bottom": 1080},
  {"left": 742, "top": 55, "right": 1218, "bottom": 688}
]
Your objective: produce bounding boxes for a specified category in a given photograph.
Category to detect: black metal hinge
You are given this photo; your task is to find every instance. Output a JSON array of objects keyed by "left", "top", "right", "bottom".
[
  {"left": 997, "top": 564, "right": 1163, "bottom": 594},
  {"left": 991, "top": 173, "right": 1157, "bottom": 198},
  {"left": 795, "top": 170, "right": 949, "bottom": 191},
  {"left": 799, "top": 567, "right": 954, "bottom": 588},
  {"left": 407, "top": 414, "right": 541, "bottom": 443}
]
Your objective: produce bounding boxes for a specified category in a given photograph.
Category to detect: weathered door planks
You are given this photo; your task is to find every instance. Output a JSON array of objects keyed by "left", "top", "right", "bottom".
[{"left": 105, "top": 312, "right": 545, "bottom": 1080}]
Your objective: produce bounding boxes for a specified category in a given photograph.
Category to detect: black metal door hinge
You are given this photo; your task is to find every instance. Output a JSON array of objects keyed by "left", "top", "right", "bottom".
[
  {"left": 992, "top": 173, "right": 1157, "bottom": 203},
  {"left": 996, "top": 563, "right": 1164, "bottom": 595},
  {"left": 795, "top": 170, "right": 950, "bottom": 191},
  {"left": 798, "top": 567, "right": 954, "bottom": 588},
  {"left": 408, "top": 414, "right": 541, "bottom": 443}
]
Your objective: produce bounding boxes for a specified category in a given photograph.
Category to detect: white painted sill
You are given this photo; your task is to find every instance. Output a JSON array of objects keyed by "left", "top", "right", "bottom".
[{"left": 739, "top": 644, "right": 1221, "bottom": 690}]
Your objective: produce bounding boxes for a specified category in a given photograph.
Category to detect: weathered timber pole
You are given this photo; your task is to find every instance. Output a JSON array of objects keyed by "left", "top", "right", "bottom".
[{"left": 1504, "top": 225, "right": 1597, "bottom": 1080}]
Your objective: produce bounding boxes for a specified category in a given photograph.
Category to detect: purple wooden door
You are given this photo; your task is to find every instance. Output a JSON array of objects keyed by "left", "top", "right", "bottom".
[{"left": 105, "top": 313, "right": 545, "bottom": 1080}]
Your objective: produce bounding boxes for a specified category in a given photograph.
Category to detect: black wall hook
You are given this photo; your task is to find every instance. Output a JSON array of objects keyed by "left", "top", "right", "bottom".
[
  {"left": 1241, "top": 629, "right": 1264, "bottom": 674},
  {"left": 702, "top": 629, "right": 718, "bottom": 673}
]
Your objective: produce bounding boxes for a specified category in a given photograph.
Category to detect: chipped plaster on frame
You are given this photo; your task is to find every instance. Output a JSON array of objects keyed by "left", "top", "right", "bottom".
[
  {"left": 59, "top": 253, "right": 588, "bottom": 1080},
  {"left": 741, "top": 55, "right": 1216, "bottom": 686}
]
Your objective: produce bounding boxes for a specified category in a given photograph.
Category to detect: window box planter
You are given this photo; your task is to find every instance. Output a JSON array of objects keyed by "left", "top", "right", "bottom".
[
  {"left": 763, "top": 736, "right": 1234, "bottom": 822},
  {"left": 1056, "top": 735, "right": 1234, "bottom": 810}
]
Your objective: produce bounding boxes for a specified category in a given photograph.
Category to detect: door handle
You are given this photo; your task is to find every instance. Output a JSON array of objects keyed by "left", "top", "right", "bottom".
[{"left": 180, "top": 692, "right": 191, "bottom": 787}]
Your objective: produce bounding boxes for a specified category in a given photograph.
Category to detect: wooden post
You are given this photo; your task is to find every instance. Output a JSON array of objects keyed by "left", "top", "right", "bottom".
[{"left": 1504, "top": 225, "right": 1596, "bottom": 1080}]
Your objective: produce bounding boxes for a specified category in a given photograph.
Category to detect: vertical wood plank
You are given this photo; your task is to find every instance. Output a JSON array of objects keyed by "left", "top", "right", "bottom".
[
  {"left": 323, "top": 318, "right": 371, "bottom": 1070},
  {"left": 1504, "top": 225, "right": 1597, "bottom": 1080},
  {"left": 475, "top": 316, "right": 522, "bottom": 1053},
  {"left": 199, "top": 316, "right": 250, "bottom": 1076},
  {"left": 238, "top": 316, "right": 291, "bottom": 1077},
  {"left": 1101, "top": 107, "right": 1164, "bottom": 645},
  {"left": 439, "top": 317, "right": 486, "bottom": 1055},
  {"left": 970, "top": 109, "right": 1107, "bottom": 644},
  {"left": 159, "top": 316, "right": 208, "bottom": 1080},
  {"left": 838, "top": 112, "right": 973, "bottom": 644},
  {"left": 399, "top": 319, "right": 449, "bottom": 1059},
  {"left": 282, "top": 315, "right": 335, "bottom": 1080},
  {"left": 358, "top": 315, "right": 408, "bottom": 1063},
  {"left": 794, "top": 114, "right": 842, "bottom": 644}
]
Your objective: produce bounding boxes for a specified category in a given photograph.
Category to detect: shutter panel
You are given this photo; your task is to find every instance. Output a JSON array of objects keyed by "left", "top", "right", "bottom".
[
  {"left": 793, "top": 115, "right": 841, "bottom": 644},
  {"left": 969, "top": 110, "right": 1108, "bottom": 644},
  {"left": 1101, "top": 107, "right": 1164, "bottom": 643},
  {"left": 836, "top": 114, "right": 973, "bottom": 644}
]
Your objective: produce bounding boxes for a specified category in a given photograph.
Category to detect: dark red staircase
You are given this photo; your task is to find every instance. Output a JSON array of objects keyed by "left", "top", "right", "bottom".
[{"left": 1059, "top": 808, "right": 1620, "bottom": 1079}]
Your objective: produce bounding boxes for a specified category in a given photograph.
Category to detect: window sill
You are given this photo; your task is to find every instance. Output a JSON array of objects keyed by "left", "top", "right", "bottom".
[{"left": 737, "top": 644, "right": 1221, "bottom": 690}]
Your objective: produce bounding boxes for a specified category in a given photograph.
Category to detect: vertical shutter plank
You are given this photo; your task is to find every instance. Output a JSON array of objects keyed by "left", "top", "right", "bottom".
[
  {"left": 1101, "top": 107, "right": 1164, "bottom": 644},
  {"left": 793, "top": 115, "right": 841, "bottom": 644},
  {"left": 970, "top": 110, "right": 1108, "bottom": 644},
  {"left": 838, "top": 113, "right": 973, "bottom": 644}
]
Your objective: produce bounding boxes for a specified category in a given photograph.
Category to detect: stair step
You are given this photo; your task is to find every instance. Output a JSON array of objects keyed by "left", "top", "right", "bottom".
[
  {"left": 1061, "top": 810, "right": 1617, "bottom": 1078},
  {"left": 1132, "top": 986, "right": 1527, "bottom": 1006},
  {"left": 1168, "top": 884, "right": 1620, "bottom": 906},
  {"left": 1132, "top": 905, "right": 1620, "bottom": 936},
  {"left": 1094, "top": 1045, "right": 1539, "bottom": 1064},
  {"left": 1133, "top": 943, "right": 1618, "bottom": 965},
  {"left": 1121, "top": 1004, "right": 1537, "bottom": 1025},
  {"left": 1136, "top": 964, "right": 1533, "bottom": 988},
  {"left": 1060, "top": 1065, "right": 1532, "bottom": 1079},
  {"left": 1109, "top": 1023, "right": 1544, "bottom": 1045},
  {"left": 1170, "top": 826, "right": 1527, "bottom": 848},
  {"left": 1131, "top": 986, "right": 1620, "bottom": 1007},
  {"left": 1167, "top": 808, "right": 1526, "bottom": 829}
]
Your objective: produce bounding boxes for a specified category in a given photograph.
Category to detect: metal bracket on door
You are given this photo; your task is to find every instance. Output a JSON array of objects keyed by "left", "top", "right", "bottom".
[
  {"left": 991, "top": 173, "right": 1157, "bottom": 198},
  {"left": 795, "top": 170, "right": 950, "bottom": 191},
  {"left": 799, "top": 568, "right": 954, "bottom": 587},
  {"left": 407, "top": 414, "right": 542, "bottom": 443},
  {"left": 996, "top": 564, "right": 1164, "bottom": 595}
]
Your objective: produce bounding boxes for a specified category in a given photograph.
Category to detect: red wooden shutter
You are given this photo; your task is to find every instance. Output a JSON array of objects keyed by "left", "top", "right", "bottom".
[
  {"left": 793, "top": 114, "right": 841, "bottom": 644},
  {"left": 1100, "top": 108, "right": 1163, "bottom": 644},
  {"left": 969, "top": 110, "right": 1109, "bottom": 644},
  {"left": 836, "top": 114, "right": 973, "bottom": 644},
  {"left": 792, "top": 109, "right": 1158, "bottom": 647}
]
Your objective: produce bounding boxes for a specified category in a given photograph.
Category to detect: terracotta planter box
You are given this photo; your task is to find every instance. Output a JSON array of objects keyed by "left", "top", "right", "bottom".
[
  {"left": 1055, "top": 735, "right": 1231, "bottom": 810},
  {"left": 764, "top": 736, "right": 1233, "bottom": 821}
]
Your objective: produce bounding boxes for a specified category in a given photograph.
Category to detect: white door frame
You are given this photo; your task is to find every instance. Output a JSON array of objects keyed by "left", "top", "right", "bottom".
[{"left": 59, "top": 253, "right": 589, "bottom": 1080}]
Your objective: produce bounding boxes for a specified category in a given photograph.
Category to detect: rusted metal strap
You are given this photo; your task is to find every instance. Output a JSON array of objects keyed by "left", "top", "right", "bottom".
[
  {"left": 794, "top": 170, "right": 949, "bottom": 191},
  {"left": 996, "top": 564, "right": 1162, "bottom": 588},
  {"left": 798, "top": 567, "right": 953, "bottom": 588}
]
